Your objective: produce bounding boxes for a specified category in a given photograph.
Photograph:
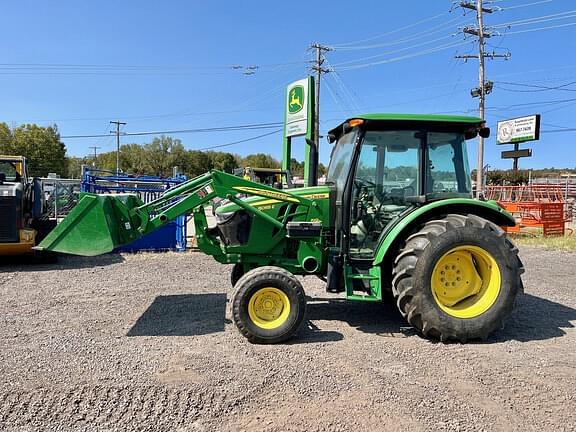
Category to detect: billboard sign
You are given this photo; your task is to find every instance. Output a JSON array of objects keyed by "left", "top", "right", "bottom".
[
  {"left": 496, "top": 114, "right": 541, "bottom": 144},
  {"left": 285, "top": 78, "right": 311, "bottom": 137}
]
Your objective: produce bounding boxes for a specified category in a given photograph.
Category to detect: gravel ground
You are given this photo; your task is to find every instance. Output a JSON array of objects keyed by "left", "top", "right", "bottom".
[{"left": 0, "top": 246, "right": 575, "bottom": 432}]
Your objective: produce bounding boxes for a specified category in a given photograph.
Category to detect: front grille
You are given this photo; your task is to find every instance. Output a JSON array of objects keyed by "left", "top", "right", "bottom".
[{"left": 0, "top": 197, "right": 20, "bottom": 242}]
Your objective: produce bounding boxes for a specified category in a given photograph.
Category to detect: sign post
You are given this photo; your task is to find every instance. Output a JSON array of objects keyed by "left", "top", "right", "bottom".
[
  {"left": 496, "top": 114, "right": 540, "bottom": 170},
  {"left": 282, "top": 77, "right": 315, "bottom": 186}
]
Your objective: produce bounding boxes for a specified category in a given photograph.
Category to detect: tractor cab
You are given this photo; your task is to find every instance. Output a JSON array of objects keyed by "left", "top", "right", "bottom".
[
  {"left": 0, "top": 156, "right": 27, "bottom": 184},
  {"left": 325, "top": 114, "right": 491, "bottom": 288}
]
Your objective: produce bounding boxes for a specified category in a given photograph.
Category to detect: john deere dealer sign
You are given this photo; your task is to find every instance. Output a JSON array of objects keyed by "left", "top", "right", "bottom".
[
  {"left": 285, "top": 78, "right": 311, "bottom": 137},
  {"left": 497, "top": 114, "right": 541, "bottom": 144}
]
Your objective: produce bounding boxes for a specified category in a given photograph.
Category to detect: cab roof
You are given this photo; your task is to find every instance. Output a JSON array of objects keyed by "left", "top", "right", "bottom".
[
  {"left": 351, "top": 113, "right": 483, "bottom": 123},
  {"left": 327, "top": 113, "right": 485, "bottom": 140},
  {"left": 0, "top": 155, "right": 25, "bottom": 161}
]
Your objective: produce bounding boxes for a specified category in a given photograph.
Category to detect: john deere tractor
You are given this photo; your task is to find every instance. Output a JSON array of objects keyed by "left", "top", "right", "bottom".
[{"left": 38, "top": 114, "right": 524, "bottom": 343}]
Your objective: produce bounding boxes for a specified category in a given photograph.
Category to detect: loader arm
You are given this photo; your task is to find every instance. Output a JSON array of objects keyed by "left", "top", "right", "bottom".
[{"left": 37, "top": 170, "right": 321, "bottom": 256}]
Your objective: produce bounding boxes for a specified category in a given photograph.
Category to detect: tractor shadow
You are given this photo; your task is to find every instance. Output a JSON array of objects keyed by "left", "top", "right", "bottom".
[
  {"left": 492, "top": 293, "right": 576, "bottom": 343},
  {"left": 0, "top": 253, "right": 124, "bottom": 272},
  {"left": 304, "top": 292, "right": 576, "bottom": 344},
  {"left": 127, "top": 293, "right": 227, "bottom": 337},
  {"left": 303, "top": 297, "right": 416, "bottom": 340}
]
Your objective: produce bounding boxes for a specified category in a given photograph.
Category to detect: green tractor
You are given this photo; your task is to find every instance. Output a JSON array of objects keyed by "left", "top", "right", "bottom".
[{"left": 38, "top": 114, "right": 524, "bottom": 343}]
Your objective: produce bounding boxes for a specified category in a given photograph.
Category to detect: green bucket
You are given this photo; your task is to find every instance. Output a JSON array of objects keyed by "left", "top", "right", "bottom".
[{"left": 37, "top": 193, "right": 145, "bottom": 256}]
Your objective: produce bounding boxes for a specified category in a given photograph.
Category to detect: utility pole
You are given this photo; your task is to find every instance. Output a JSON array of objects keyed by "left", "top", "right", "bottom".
[
  {"left": 309, "top": 43, "right": 331, "bottom": 186},
  {"left": 88, "top": 146, "right": 101, "bottom": 167},
  {"left": 110, "top": 121, "right": 126, "bottom": 175},
  {"left": 456, "top": 0, "right": 509, "bottom": 198}
]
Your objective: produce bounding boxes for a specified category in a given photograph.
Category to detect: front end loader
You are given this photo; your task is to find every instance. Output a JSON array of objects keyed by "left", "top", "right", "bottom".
[{"left": 38, "top": 114, "right": 524, "bottom": 343}]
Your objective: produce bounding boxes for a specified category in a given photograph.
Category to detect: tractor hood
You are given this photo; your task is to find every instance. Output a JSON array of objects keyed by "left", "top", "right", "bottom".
[{"left": 215, "top": 185, "right": 331, "bottom": 215}]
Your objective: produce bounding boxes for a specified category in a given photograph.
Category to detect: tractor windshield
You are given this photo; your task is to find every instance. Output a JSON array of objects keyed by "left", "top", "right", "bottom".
[{"left": 0, "top": 161, "right": 20, "bottom": 182}]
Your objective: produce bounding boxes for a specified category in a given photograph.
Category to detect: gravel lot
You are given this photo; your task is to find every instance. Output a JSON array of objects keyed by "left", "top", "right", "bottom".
[{"left": 1, "top": 246, "right": 575, "bottom": 432}]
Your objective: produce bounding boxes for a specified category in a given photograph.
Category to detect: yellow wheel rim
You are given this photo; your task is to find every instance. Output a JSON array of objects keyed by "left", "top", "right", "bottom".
[
  {"left": 431, "top": 246, "right": 501, "bottom": 319},
  {"left": 248, "top": 287, "right": 291, "bottom": 329}
]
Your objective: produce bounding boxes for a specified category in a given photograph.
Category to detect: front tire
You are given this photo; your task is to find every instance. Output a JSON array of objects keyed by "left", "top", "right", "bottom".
[
  {"left": 392, "top": 214, "right": 524, "bottom": 342},
  {"left": 231, "top": 266, "right": 306, "bottom": 344}
]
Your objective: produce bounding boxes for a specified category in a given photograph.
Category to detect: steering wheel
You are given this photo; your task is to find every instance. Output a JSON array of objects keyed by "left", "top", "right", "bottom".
[
  {"left": 354, "top": 178, "right": 377, "bottom": 190},
  {"left": 403, "top": 185, "right": 415, "bottom": 197}
]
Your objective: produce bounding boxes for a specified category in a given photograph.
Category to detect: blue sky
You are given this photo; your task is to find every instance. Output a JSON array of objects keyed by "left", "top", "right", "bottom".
[{"left": 1, "top": 0, "right": 575, "bottom": 170}]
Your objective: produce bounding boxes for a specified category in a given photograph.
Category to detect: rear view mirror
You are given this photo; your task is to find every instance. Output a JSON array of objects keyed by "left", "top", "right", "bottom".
[
  {"left": 479, "top": 127, "right": 490, "bottom": 138},
  {"left": 388, "top": 144, "right": 408, "bottom": 152}
]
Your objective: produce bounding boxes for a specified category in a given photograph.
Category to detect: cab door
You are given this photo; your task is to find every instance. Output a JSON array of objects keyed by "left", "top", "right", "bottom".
[{"left": 343, "top": 130, "right": 421, "bottom": 299}]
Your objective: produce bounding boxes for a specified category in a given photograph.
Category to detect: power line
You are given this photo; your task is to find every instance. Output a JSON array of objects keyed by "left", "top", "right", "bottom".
[
  {"left": 494, "top": 80, "right": 576, "bottom": 92},
  {"left": 505, "top": 21, "right": 576, "bottom": 34},
  {"left": 61, "top": 122, "right": 284, "bottom": 139},
  {"left": 332, "top": 34, "right": 456, "bottom": 67},
  {"left": 328, "top": 11, "right": 449, "bottom": 47},
  {"left": 0, "top": 61, "right": 306, "bottom": 71},
  {"left": 329, "top": 15, "right": 466, "bottom": 51},
  {"left": 491, "top": 9, "right": 576, "bottom": 28},
  {"left": 498, "top": 0, "right": 554, "bottom": 11},
  {"left": 196, "top": 129, "right": 282, "bottom": 151},
  {"left": 336, "top": 39, "right": 472, "bottom": 71}
]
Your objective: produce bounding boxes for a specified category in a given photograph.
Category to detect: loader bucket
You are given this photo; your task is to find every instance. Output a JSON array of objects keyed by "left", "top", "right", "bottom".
[{"left": 37, "top": 193, "right": 145, "bottom": 256}]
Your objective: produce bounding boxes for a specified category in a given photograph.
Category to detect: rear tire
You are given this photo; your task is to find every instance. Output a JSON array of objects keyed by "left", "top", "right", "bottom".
[
  {"left": 392, "top": 214, "right": 524, "bottom": 342},
  {"left": 232, "top": 266, "right": 306, "bottom": 344}
]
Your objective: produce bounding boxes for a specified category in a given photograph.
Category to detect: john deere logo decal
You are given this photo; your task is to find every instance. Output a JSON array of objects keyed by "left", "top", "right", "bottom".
[{"left": 288, "top": 85, "right": 304, "bottom": 114}]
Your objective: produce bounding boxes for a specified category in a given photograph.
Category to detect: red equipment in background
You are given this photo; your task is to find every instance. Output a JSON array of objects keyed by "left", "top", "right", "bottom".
[{"left": 485, "top": 185, "right": 570, "bottom": 236}]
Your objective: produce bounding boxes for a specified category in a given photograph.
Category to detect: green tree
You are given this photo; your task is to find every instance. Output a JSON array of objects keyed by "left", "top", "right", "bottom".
[
  {"left": 143, "top": 136, "right": 186, "bottom": 177},
  {"left": 289, "top": 158, "right": 304, "bottom": 177},
  {"left": 187, "top": 150, "right": 213, "bottom": 177},
  {"left": 0, "top": 123, "right": 67, "bottom": 177},
  {"left": 206, "top": 151, "right": 237, "bottom": 173},
  {"left": 120, "top": 143, "right": 148, "bottom": 175},
  {"left": 66, "top": 156, "right": 86, "bottom": 179},
  {"left": 0, "top": 123, "right": 11, "bottom": 151},
  {"left": 242, "top": 153, "right": 279, "bottom": 169}
]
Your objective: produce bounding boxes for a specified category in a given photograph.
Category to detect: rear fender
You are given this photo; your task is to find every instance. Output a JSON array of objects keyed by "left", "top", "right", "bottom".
[{"left": 373, "top": 199, "right": 515, "bottom": 266}]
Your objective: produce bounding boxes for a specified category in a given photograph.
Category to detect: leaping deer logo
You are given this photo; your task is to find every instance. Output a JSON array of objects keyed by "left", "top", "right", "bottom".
[{"left": 288, "top": 86, "right": 304, "bottom": 113}]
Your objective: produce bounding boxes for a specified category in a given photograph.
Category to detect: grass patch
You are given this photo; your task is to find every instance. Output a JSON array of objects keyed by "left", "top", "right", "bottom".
[{"left": 512, "top": 234, "right": 576, "bottom": 251}]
